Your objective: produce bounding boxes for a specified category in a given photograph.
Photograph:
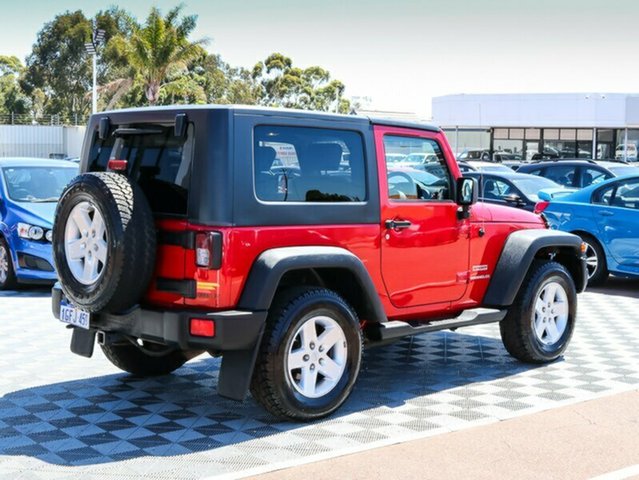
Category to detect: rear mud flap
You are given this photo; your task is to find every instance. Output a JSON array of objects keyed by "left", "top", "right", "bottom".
[
  {"left": 70, "top": 328, "right": 96, "bottom": 358},
  {"left": 217, "top": 324, "right": 265, "bottom": 401}
]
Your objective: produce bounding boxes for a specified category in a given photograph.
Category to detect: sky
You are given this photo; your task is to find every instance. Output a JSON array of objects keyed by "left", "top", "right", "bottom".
[{"left": 1, "top": 0, "right": 638, "bottom": 118}]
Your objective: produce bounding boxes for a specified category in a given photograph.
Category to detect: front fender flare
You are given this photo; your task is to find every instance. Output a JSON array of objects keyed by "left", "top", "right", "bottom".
[{"left": 483, "top": 229, "right": 586, "bottom": 307}]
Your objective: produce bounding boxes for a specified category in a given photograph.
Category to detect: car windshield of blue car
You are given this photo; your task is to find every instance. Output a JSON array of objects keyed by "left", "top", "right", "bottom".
[
  {"left": 2, "top": 167, "right": 77, "bottom": 202},
  {"left": 511, "top": 177, "right": 560, "bottom": 200},
  {"left": 609, "top": 166, "right": 639, "bottom": 176}
]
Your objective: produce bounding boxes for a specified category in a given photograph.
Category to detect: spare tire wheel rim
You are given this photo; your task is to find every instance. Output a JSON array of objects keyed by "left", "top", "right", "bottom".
[
  {"left": 533, "top": 281, "right": 569, "bottom": 346},
  {"left": 64, "top": 201, "right": 109, "bottom": 285},
  {"left": 286, "top": 315, "right": 348, "bottom": 399}
]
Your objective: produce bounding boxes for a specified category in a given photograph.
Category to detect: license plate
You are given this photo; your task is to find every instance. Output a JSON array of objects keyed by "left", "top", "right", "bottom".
[{"left": 59, "top": 303, "right": 91, "bottom": 330}]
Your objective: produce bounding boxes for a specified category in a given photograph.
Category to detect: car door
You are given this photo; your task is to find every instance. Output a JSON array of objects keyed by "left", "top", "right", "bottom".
[
  {"left": 377, "top": 126, "right": 470, "bottom": 308},
  {"left": 592, "top": 178, "right": 639, "bottom": 268}
]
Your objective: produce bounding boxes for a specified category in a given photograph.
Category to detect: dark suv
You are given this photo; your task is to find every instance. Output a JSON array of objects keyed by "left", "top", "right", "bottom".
[
  {"left": 517, "top": 159, "right": 639, "bottom": 188},
  {"left": 51, "top": 106, "right": 586, "bottom": 420}
]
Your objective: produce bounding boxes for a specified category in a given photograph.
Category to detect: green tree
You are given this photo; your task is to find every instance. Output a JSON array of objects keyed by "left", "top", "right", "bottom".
[
  {"left": 253, "top": 53, "right": 350, "bottom": 113},
  {"left": 21, "top": 11, "right": 93, "bottom": 119},
  {"left": 105, "top": 5, "right": 207, "bottom": 106},
  {"left": 0, "top": 56, "right": 30, "bottom": 116}
]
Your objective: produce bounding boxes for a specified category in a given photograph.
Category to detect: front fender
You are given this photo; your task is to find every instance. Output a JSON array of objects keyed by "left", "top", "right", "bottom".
[{"left": 483, "top": 229, "right": 586, "bottom": 306}]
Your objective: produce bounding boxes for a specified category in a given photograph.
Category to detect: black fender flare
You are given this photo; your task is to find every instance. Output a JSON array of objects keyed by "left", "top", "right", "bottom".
[
  {"left": 218, "top": 246, "right": 386, "bottom": 402},
  {"left": 483, "top": 229, "right": 587, "bottom": 307},
  {"left": 238, "top": 245, "right": 387, "bottom": 322}
]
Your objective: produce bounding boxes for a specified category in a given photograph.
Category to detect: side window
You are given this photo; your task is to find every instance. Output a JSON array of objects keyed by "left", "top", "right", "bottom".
[
  {"left": 383, "top": 135, "right": 452, "bottom": 201},
  {"left": 593, "top": 185, "right": 615, "bottom": 205},
  {"left": 612, "top": 179, "right": 639, "bottom": 209},
  {"left": 483, "top": 178, "right": 512, "bottom": 200},
  {"left": 545, "top": 166, "right": 577, "bottom": 187},
  {"left": 253, "top": 125, "right": 366, "bottom": 202},
  {"left": 526, "top": 168, "right": 543, "bottom": 177},
  {"left": 581, "top": 167, "right": 609, "bottom": 187}
]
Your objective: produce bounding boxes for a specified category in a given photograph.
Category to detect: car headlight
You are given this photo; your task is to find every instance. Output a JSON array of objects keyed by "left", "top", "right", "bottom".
[
  {"left": 45, "top": 230, "right": 53, "bottom": 242},
  {"left": 17, "top": 223, "right": 49, "bottom": 241}
]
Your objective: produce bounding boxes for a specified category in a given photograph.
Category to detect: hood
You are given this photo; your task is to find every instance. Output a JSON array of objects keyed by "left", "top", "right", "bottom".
[
  {"left": 7, "top": 200, "right": 57, "bottom": 228},
  {"left": 481, "top": 202, "right": 545, "bottom": 225}
]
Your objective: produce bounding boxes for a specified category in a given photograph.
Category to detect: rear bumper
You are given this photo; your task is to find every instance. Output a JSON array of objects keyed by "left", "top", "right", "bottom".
[{"left": 51, "top": 284, "right": 267, "bottom": 352}]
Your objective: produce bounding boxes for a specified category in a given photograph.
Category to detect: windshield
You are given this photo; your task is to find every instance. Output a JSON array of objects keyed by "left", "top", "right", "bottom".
[
  {"left": 609, "top": 166, "right": 639, "bottom": 176},
  {"left": 2, "top": 166, "right": 77, "bottom": 202},
  {"left": 511, "top": 176, "right": 560, "bottom": 200}
]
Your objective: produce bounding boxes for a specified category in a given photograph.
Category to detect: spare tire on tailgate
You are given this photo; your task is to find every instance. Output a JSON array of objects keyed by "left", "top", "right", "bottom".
[{"left": 53, "top": 172, "right": 156, "bottom": 313}]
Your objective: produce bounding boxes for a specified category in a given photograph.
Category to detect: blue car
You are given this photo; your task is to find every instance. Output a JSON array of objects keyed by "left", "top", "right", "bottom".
[
  {"left": 0, "top": 158, "right": 78, "bottom": 289},
  {"left": 538, "top": 174, "right": 639, "bottom": 285}
]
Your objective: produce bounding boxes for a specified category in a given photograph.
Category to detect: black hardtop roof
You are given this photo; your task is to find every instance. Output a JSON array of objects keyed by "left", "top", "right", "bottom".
[{"left": 96, "top": 105, "right": 441, "bottom": 133}]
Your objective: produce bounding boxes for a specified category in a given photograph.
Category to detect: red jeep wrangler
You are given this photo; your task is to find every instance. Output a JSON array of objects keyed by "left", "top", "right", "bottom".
[{"left": 51, "top": 106, "right": 587, "bottom": 420}]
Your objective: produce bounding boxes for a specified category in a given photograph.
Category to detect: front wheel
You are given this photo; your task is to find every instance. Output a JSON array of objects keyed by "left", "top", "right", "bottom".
[
  {"left": 250, "top": 288, "right": 362, "bottom": 421},
  {"left": 0, "top": 238, "right": 17, "bottom": 290},
  {"left": 500, "top": 261, "right": 577, "bottom": 363}
]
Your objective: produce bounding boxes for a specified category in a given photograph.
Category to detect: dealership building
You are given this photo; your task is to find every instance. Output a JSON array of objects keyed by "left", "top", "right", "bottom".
[{"left": 432, "top": 93, "right": 639, "bottom": 160}]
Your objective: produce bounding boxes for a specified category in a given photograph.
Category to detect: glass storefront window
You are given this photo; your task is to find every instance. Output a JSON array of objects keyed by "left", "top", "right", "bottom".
[{"left": 509, "top": 129, "right": 524, "bottom": 139}]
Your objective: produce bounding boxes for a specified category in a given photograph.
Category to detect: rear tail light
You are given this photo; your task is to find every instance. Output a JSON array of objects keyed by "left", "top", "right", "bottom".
[
  {"left": 107, "top": 159, "right": 128, "bottom": 171},
  {"left": 189, "top": 318, "right": 215, "bottom": 337},
  {"left": 195, "top": 232, "right": 222, "bottom": 269},
  {"left": 534, "top": 201, "right": 550, "bottom": 214}
]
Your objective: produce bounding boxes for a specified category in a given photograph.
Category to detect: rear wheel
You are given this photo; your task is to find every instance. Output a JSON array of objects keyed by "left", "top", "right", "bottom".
[
  {"left": 251, "top": 288, "right": 362, "bottom": 421},
  {"left": 579, "top": 234, "right": 608, "bottom": 286},
  {"left": 500, "top": 261, "right": 577, "bottom": 363},
  {"left": 101, "top": 340, "right": 189, "bottom": 376},
  {"left": 0, "top": 238, "right": 17, "bottom": 290}
]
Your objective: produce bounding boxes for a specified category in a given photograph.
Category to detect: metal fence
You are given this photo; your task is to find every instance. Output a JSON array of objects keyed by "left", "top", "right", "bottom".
[{"left": 0, "top": 113, "right": 90, "bottom": 127}]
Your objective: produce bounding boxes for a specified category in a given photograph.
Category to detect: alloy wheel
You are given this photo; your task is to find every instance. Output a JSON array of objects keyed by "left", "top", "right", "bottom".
[
  {"left": 0, "top": 244, "right": 8, "bottom": 284},
  {"left": 64, "top": 201, "right": 109, "bottom": 285},
  {"left": 286, "top": 315, "right": 348, "bottom": 398},
  {"left": 583, "top": 242, "right": 598, "bottom": 279},
  {"left": 533, "top": 281, "right": 569, "bottom": 345}
]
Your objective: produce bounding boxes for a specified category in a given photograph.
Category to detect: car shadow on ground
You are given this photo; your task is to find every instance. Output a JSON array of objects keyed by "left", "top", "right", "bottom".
[
  {"left": 588, "top": 276, "right": 639, "bottom": 299},
  {"left": 0, "top": 330, "right": 542, "bottom": 467}
]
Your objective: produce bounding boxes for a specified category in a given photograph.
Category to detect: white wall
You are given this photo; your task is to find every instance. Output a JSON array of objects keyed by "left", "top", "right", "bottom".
[
  {"left": 0, "top": 125, "right": 86, "bottom": 158},
  {"left": 433, "top": 93, "right": 639, "bottom": 128}
]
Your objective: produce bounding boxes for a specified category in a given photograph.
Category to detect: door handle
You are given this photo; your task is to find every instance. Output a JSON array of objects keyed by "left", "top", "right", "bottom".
[
  {"left": 598, "top": 210, "right": 614, "bottom": 217},
  {"left": 385, "top": 219, "right": 412, "bottom": 230}
]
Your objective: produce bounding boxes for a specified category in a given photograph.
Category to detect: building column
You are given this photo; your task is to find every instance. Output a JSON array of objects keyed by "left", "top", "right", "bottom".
[{"left": 592, "top": 128, "right": 597, "bottom": 159}]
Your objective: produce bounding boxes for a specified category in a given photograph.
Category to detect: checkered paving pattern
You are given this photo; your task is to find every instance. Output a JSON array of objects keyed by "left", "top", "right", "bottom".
[{"left": 1, "top": 281, "right": 638, "bottom": 479}]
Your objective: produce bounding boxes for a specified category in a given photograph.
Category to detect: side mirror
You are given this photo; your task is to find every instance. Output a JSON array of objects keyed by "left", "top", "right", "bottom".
[
  {"left": 457, "top": 177, "right": 478, "bottom": 206},
  {"left": 504, "top": 193, "right": 524, "bottom": 206}
]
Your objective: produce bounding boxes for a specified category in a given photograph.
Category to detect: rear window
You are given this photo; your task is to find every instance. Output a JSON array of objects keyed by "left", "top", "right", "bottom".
[
  {"left": 254, "top": 125, "right": 366, "bottom": 202},
  {"left": 87, "top": 124, "right": 194, "bottom": 216}
]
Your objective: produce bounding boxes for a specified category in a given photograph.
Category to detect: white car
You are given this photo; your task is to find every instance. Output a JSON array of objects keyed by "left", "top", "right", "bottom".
[{"left": 615, "top": 144, "right": 638, "bottom": 161}]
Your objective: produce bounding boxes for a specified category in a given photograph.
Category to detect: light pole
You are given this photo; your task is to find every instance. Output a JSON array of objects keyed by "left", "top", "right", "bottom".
[{"left": 84, "top": 27, "right": 105, "bottom": 114}]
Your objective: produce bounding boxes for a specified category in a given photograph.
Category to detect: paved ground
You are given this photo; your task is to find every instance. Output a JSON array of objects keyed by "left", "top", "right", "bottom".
[{"left": 0, "top": 277, "right": 638, "bottom": 479}]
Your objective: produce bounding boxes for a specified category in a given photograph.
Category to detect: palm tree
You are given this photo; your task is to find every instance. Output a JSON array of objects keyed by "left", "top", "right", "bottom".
[{"left": 103, "top": 5, "right": 207, "bottom": 107}]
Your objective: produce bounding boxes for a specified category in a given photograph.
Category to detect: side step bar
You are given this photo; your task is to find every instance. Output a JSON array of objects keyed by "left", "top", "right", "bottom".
[{"left": 375, "top": 308, "right": 507, "bottom": 342}]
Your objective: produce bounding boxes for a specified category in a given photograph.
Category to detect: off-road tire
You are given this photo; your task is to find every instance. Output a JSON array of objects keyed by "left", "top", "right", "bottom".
[
  {"left": 101, "top": 342, "right": 188, "bottom": 376},
  {"left": 500, "top": 260, "right": 577, "bottom": 363},
  {"left": 250, "top": 287, "right": 362, "bottom": 421},
  {"left": 579, "top": 233, "right": 608, "bottom": 286},
  {"left": 53, "top": 172, "right": 156, "bottom": 313},
  {"left": 0, "top": 237, "right": 17, "bottom": 290}
]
